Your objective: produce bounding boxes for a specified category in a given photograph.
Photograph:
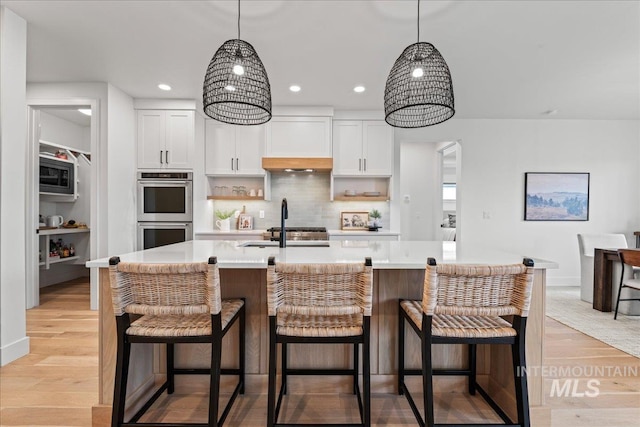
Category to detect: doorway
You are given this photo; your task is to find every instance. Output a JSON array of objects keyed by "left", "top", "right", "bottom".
[
  {"left": 26, "top": 100, "right": 99, "bottom": 309},
  {"left": 438, "top": 142, "right": 460, "bottom": 242}
]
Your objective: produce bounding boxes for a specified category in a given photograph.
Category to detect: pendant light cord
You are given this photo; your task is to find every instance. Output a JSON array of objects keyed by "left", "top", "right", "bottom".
[
  {"left": 417, "top": 0, "right": 420, "bottom": 44},
  {"left": 237, "top": 0, "right": 241, "bottom": 40}
]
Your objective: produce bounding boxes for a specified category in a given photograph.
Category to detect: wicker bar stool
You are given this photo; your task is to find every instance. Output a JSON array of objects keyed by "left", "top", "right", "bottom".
[
  {"left": 108, "top": 256, "right": 245, "bottom": 427},
  {"left": 398, "top": 258, "right": 535, "bottom": 427},
  {"left": 266, "top": 256, "right": 373, "bottom": 427}
]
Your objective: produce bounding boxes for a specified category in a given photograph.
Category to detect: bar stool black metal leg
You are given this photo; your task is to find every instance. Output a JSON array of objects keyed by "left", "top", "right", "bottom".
[
  {"left": 422, "top": 317, "right": 434, "bottom": 427},
  {"left": 112, "top": 317, "right": 130, "bottom": 427},
  {"left": 281, "top": 342, "right": 288, "bottom": 395},
  {"left": 513, "top": 317, "right": 530, "bottom": 427},
  {"left": 353, "top": 342, "right": 359, "bottom": 395},
  {"left": 468, "top": 343, "right": 477, "bottom": 395},
  {"left": 398, "top": 303, "right": 405, "bottom": 396},
  {"left": 239, "top": 303, "right": 246, "bottom": 394},
  {"left": 209, "top": 324, "right": 222, "bottom": 427},
  {"left": 363, "top": 319, "right": 371, "bottom": 427},
  {"left": 267, "top": 317, "right": 277, "bottom": 427},
  {"left": 166, "top": 343, "right": 175, "bottom": 394}
]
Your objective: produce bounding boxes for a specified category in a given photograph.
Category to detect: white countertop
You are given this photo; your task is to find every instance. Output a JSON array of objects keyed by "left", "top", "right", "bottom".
[
  {"left": 195, "top": 229, "right": 400, "bottom": 236},
  {"left": 328, "top": 229, "right": 400, "bottom": 236},
  {"left": 195, "top": 230, "right": 265, "bottom": 236},
  {"left": 86, "top": 240, "right": 557, "bottom": 270}
]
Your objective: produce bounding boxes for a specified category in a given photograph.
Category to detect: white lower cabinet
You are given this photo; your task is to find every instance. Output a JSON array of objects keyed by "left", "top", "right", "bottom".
[
  {"left": 329, "top": 232, "right": 399, "bottom": 241},
  {"left": 194, "top": 231, "right": 264, "bottom": 240}
]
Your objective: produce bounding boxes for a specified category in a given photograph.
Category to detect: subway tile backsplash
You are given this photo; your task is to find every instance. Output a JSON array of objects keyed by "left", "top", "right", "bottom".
[{"left": 212, "top": 173, "right": 390, "bottom": 230}]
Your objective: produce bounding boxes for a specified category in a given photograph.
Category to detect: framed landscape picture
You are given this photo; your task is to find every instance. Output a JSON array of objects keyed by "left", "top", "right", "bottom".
[
  {"left": 341, "top": 211, "right": 369, "bottom": 230},
  {"left": 524, "top": 173, "right": 589, "bottom": 221}
]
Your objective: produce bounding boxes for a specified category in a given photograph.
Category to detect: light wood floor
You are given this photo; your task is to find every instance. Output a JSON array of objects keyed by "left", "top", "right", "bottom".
[{"left": 1, "top": 280, "right": 639, "bottom": 426}]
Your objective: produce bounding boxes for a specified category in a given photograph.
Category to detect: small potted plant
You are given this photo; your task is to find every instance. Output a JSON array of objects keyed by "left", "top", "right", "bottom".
[
  {"left": 215, "top": 209, "right": 236, "bottom": 232},
  {"left": 369, "top": 209, "right": 382, "bottom": 228}
]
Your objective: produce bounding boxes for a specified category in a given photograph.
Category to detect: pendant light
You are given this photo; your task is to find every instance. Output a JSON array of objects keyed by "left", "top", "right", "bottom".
[
  {"left": 203, "top": 0, "right": 272, "bottom": 125},
  {"left": 384, "top": 0, "right": 454, "bottom": 128}
]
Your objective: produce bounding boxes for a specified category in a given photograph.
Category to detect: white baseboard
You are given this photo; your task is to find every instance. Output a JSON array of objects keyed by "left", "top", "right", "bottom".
[
  {"left": 0, "top": 336, "right": 30, "bottom": 366},
  {"left": 546, "top": 276, "right": 580, "bottom": 287}
]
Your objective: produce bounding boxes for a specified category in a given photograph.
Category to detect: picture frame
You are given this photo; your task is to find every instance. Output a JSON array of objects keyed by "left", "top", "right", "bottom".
[
  {"left": 341, "top": 211, "right": 369, "bottom": 230},
  {"left": 524, "top": 172, "right": 590, "bottom": 221},
  {"left": 238, "top": 214, "right": 253, "bottom": 230}
]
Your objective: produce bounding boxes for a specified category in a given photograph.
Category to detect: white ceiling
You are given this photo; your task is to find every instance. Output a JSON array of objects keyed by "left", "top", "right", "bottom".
[{"left": 5, "top": 0, "right": 639, "bottom": 120}]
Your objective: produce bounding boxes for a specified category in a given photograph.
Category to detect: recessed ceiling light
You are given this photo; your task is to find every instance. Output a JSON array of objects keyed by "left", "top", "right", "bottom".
[
  {"left": 158, "top": 84, "right": 172, "bottom": 91},
  {"left": 289, "top": 85, "right": 301, "bottom": 93},
  {"left": 77, "top": 109, "right": 92, "bottom": 116},
  {"left": 353, "top": 86, "right": 366, "bottom": 93}
]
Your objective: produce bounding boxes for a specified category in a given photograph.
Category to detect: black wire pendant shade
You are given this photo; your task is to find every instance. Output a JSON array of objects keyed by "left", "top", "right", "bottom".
[
  {"left": 203, "top": 39, "right": 272, "bottom": 125},
  {"left": 384, "top": 1, "right": 454, "bottom": 128},
  {"left": 203, "top": 0, "right": 271, "bottom": 125}
]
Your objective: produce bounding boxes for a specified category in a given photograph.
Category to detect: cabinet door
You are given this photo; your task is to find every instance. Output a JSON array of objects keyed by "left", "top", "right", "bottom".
[
  {"left": 332, "top": 121, "right": 363, "bottom": 176},
  {"left": 362, "top": 121, "right": 393, "bottom": 176},
  {"left": 205, "top": 120, "right": 236, "bottom": 175},
  {"left": 265, "top": 116, "right": 332, "bottom": 157},
  {"left": 236, "top": 125, "right": 266, "bottom": 175},
  {"left": 137, "top": 110, "right": 165, "bottom": 169},
  {"left": 164, "top": 110, "right": 194, "bottom": 169}
]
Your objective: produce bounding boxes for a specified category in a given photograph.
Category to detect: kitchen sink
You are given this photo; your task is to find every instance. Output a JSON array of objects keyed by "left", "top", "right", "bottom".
[{"left": 238, "top": 240, "right": 330, "bottom": 248}]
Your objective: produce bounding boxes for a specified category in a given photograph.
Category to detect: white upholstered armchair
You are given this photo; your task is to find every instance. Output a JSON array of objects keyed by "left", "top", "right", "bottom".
[{"left": 577, "top": 233, "right": 629, "bottom": 303}]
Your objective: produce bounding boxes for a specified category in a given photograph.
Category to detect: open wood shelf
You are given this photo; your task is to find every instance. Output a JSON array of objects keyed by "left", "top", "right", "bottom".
[
  {"left": 207, "top": 196, "right": 264, "bottom": 201},
  {"left": 333, "top": 196, "right": 389, "bottom": 202}
]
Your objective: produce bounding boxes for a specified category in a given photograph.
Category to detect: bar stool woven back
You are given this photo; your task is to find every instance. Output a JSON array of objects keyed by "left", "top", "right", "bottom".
[
  {"left": 108, "top": 256, "right": 245, "bottom": 427},
  {"left": 399, "top": 258, "right": 535, "bottom": 427},
  {"left": 266, "top": 256, "right": 373, "bottom": 427}
]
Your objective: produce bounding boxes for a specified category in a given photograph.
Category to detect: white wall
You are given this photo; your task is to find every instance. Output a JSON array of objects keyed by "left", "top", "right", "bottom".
[
  {"left": 395, "top": 118, "right": 640, "bottom": 285},
  {"left": 39, "top": 111, "right": 89, "bottom": 151},
  {"left": 106, "top": 84, "right": 136, "bottom": 255},
  {"left": 0, "top": 6, "right": 29, "bottom": 365},
  {"left": 399, "top": 141, "right": 439, "bottom": 240}
]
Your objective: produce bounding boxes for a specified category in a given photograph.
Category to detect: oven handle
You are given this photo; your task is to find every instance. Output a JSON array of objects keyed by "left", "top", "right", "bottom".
[{"left": 138, "top": 180, "right": 192, "bottom": 185}]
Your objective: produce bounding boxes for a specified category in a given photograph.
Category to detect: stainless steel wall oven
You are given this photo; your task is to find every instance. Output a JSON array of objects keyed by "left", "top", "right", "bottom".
[{"left": 137, "top": 172, "right": 193, "bottom": 249}]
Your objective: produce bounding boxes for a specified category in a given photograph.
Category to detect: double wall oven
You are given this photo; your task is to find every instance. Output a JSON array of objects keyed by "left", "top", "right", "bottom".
[{"left": 137, "top": 172, "right": 193, "bottom": 249}]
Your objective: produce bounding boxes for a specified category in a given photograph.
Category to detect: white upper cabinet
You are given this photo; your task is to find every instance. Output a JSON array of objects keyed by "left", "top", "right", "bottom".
[
  {"left": 332, "top": 120, "right": 393, "bottom": 176},
  {"left": 205, "top": 120, "right": 265, "bottom": 176},
  {"left": 137, "top": 110, "right": 194, "bottom": 169},
  {"left": 265, "top": 116, "right": 332, "bottom": 157}
]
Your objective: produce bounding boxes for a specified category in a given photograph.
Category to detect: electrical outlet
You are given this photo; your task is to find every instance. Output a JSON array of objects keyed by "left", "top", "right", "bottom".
[{"left": 259, "top": 210, "right": 265, "bottom": 219}]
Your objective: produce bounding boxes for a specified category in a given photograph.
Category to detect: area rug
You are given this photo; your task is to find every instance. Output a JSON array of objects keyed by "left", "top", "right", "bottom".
[{"left": 546, "top": 287, "right": 640, "bottom": 359}]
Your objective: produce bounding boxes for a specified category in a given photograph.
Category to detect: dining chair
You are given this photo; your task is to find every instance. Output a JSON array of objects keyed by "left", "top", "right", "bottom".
[{"left": 614, "top": 249, "right": 640, "bottom": 319}]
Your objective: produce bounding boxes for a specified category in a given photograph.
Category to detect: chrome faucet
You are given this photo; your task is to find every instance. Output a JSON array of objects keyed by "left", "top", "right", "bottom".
[{"left": 280, "top": 198, "right": 288, "bottom": 248}]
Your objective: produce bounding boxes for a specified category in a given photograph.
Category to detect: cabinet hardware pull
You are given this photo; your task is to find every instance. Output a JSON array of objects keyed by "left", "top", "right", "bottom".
[
  {"left": 236, "top": 158, "right": 239, "bottom": 170},
  {"left": 359, "top": 158, "right": 362, "bottom": 171},
  {"left": 165, "top": 151, "right": 169, "bottom": 164},
  {"left": 231, "top": 158, "right": 234, "bottom": 170},
  {"left": 364, "top": 158, "right": 366, "bottom": 171},
  {"left": 160, "top": 151, "right": 163, "bottom": 164}
]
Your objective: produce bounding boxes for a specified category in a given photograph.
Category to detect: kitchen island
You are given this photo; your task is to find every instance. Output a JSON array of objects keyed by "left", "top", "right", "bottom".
[{"left": 87, "top": 240, "right": 556, "bottom": 425}]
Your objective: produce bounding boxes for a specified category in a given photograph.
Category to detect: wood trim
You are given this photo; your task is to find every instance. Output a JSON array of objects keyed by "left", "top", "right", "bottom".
[{"left": 261, "top": 157, "right": 332, "bottom": 172}]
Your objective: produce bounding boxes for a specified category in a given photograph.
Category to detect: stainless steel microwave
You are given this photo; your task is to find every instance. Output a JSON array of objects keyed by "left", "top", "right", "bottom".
[{"left": 39, "top": 155, "right": 76, "bottom": 195}]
